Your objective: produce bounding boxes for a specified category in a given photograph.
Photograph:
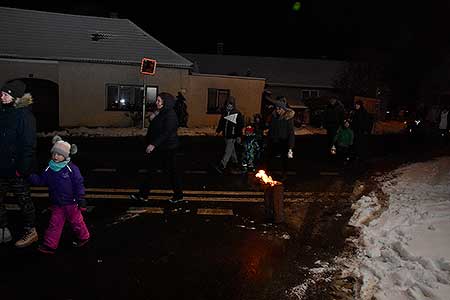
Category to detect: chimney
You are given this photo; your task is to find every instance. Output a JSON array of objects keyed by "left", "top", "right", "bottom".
[
  {"left": 109, "top": 12, "right": 119, "bottom": 18},
  {"left": 217, "top": 41, "right": 224, "bottom": 55}
]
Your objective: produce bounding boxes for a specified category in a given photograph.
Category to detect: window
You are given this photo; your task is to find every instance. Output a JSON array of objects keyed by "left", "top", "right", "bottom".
[
  {"left": 106, "top": 84, "right": 158, "bottom": 111},
  {"left": 301, "top": 89, "right": 320, "bottom": 99},
  {"left": 207, "top": 88, "right": 230, "bottom": 114}
]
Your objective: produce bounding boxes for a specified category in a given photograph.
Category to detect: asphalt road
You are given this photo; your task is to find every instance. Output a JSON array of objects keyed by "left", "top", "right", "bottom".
[{"left": 1, "top": 133, "right": 448, "bottom": 300}]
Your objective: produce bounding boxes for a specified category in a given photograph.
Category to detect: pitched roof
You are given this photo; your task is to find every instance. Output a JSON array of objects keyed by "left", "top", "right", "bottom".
[
  {"left": 181, "top": 53, "right": 347, "bottom": 88},
  {"left": 0, "top": 7, "right": 192, "bottom": 68}
]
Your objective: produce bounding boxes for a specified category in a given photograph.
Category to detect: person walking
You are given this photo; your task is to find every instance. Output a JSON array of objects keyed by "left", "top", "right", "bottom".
[
  {"left": 29, "top": 136, "right": 90, "bottom": 254},
  {"left": 332, "top": 119, "right": 354, "bottom": 166},
  {"left": 214, "top": 96, "right": 244, "bottom": 174},
  {"left": 350, "top": 100, "right": 372, "bottom": 162},
  {"left": 438, "top": 105, "right": 450, "bottom": 143},
  {"left": 130, "top": 92, "right": 184, "bottom": 203},
  {"left": 323, "top": 96, "right": 345, "bottom": 153},
  {"left": 174, "top": 91, "right": 188, "bottom": 127},
  {"left": 241, "top": 125, "right": 261, "bottom": 172},
  {"left": 0, "top": 80, "right": 38, "bottom": 247},
  {"left": 264, "top": 100, "right": 295, "bottom": 181}
]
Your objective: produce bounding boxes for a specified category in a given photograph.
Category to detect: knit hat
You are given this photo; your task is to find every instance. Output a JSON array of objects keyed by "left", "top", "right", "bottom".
[
  {"left": 244, "top": 126, "right": 254, "bottom": 135},
  {"left": 1, "top": 80, "right": 26, "bottom": 99},
  {"left": 51, "top": 136, "right": 77, "bottom": 159}
]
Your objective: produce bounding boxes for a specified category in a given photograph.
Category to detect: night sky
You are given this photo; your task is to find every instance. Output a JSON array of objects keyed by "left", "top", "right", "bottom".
[
  {"left": 2, "top": 0, "right": 448, "bottom": 59},
  {"left": 2, "top": 0, "right": 450, "bottom": 104}
]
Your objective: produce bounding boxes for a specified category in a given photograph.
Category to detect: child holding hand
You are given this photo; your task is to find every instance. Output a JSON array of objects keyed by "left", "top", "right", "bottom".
[{"left": 29, "top": 136, "right": 89, "bottom": 254}]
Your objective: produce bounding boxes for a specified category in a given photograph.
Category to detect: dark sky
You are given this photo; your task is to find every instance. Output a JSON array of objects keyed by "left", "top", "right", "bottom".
[{"left": 3, "top": 0, "right": 449, "bottom": 60}]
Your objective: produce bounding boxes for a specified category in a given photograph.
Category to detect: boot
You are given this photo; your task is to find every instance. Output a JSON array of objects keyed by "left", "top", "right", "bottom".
[
  {"left": 0, "top": 227, "right": 12, "bottom": 243},
  {"left": 15, "top": 227, "right": 38, "bottom": 248}
]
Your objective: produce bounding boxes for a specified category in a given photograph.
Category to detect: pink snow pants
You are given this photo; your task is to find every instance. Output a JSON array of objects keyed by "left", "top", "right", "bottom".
[{"left": 43, "top": 204, "right": 90, "bottom": 249}]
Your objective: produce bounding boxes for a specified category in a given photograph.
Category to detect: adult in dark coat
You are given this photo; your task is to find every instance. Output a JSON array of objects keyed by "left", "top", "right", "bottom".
[
  {"left": 174, "top": 92, "right": 188, "bottom": 127},
  {"left": 0, "top": 80, "right": 38, "bottom": 247},
  {"left": 130, "top": 92, "right": 183, "bottom": 203},
  {"left": 214, "top": 96, "right": 245, "bottom": 174},
  {"left": 323, "top": 97, "right": 345, "bottom": 151},
  {"left": 264, "top": 101, "right": 295, "bottom": 180},
  {"left": 350, "top": 100, "right": 372, "bottom": 161}
]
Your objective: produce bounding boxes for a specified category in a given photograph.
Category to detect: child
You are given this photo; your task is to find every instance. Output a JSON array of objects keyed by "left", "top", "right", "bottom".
[
  {"left": 241, "top": 126, "right": 261, "bottom": 172},
  {"left": 332, "top": 119, "right": 354, "bottom": 164},
  {"left": 29, "top": 136, "right": 89, "bottom": 254}
]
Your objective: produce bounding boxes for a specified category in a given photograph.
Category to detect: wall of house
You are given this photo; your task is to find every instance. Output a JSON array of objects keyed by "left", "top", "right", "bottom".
[
  {"left": 0, "top": 58, "right": 59, "bottom": 86},
  {"left": 186, "top": 73, "right": 266, "bottom": 127},
  {"left": 58, "top": 62, "right": 189, "bottom": 127},
  {"left": 266, "top": 84, "right": 335, "bottom": 106}
]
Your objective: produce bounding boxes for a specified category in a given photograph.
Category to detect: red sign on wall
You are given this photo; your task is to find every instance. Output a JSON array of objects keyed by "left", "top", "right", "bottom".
[{"left": 140, "top": 58, "right": 157, "bottom": 75}]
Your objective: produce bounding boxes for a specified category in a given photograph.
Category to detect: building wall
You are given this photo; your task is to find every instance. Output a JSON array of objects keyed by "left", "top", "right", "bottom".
[
  {"left": 0, "top": 58, "right": 59, "bottom": 86},
  {"left": 58, "top": 62, "right": 189, "bottom": 127},
  {"left": 186, "top": 73, "right": 266, "bottom": 127},
  {"left": 0, "top": 59, "right": 265, "bottom": 128}
]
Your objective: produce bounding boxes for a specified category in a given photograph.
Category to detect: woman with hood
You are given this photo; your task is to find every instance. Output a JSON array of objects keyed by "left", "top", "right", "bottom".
[
  {"left": 264, "top": 100, "right": 295, "bottom": 181},
  {"left": 130, "top": 92, "right": 183, "bottom": 203}
]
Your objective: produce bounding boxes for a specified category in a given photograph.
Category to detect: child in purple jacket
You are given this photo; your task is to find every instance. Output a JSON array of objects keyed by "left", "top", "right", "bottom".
[{"left": 29, "top": 136, "right": 90, "bottom": 254}]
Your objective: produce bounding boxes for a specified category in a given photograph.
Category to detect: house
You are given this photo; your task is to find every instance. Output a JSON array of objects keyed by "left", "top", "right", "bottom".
[
  {"left": 181, "top": 53, "right": 348, "bottom": 107},
  {"left": 0, "top": 7, "right": 265, "bottom": 130}
]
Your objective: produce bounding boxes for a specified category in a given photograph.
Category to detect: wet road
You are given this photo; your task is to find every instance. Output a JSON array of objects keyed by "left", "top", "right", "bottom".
[{"left": 1, "top": 133, "right": 448, "bottom": 300}]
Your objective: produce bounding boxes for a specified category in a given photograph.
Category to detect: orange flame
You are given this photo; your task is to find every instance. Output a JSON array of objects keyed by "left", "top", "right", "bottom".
[{"left": 255, "top": 170, "right": 279, "bottom": 186}]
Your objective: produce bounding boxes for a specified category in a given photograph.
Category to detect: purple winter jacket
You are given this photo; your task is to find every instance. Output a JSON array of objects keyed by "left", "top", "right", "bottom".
[{"left": 29, "top": 162, "right": 85, "bottom": 206}]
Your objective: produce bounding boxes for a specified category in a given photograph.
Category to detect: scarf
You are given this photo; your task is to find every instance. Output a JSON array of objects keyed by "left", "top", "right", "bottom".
[{"left": 49, "top": 159, "right": 70, "bottom": 172}]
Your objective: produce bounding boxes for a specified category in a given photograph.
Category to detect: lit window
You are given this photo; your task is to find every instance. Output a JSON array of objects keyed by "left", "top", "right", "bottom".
[{"left": 106, "top": 84, "right": 158, "bottom": 111}]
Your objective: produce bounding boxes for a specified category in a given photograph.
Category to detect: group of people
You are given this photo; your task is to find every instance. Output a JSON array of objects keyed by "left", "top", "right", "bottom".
[
  {"left": 214, "top": 95, "right": 296, "bottom": 180},
  {"left": 324, "top": 97, "right": 373, "bottom": 166},
  {"left": 2, "top": 82, "right": 187, "bottom": 254},
  {"left": 0, "top": 80, "right": 89, "bottom": 254}
]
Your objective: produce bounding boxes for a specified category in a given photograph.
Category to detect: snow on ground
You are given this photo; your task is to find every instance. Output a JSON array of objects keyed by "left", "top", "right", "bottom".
[
  {"left": 347, "top": 156, "right": 450, "bottom": 299},
  {"left": 37, "top": 121, "right": 403, "bottom": 138}
]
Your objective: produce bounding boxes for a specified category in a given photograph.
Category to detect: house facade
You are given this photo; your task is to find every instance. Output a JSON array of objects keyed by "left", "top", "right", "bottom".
[
  {"left": 181, "top": 53, "right": 348, "bottom": 107},
  {"left": 0, "top": 7, "right": 265, "bottom": 130}
]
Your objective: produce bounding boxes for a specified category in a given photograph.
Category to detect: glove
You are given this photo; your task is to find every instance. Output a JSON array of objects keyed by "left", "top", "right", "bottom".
[{"left": 78, "top": 198, "right": 87, "bottom": 212}]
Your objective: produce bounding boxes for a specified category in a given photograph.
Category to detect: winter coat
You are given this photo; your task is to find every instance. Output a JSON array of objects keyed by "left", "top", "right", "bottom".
[
  {"left": 268, "top": 108, "right": 295, "bottom": 149},
  {"left": 145, "top": 97, "right": 179, "bottom": 150},
  {"left": 216, "top": 108, "right": 245, "bottom": 139},
  {"left": 0, "top": 94, "right": 36, "bottom": 177},
  {"left": 333, "top": 126, "right": 354, "bottom": 148},
  {"left": 438, "top": 109, "right": 450, "bottom": 130},
  {"left": 29, "top": 162, "right": 85, "bottom": 206},
  {"left": 351, "top": 107, "right": 372, "bottom": 135},
  {"left": 323, "top": 101, "right": 345, "bottom": 130}
]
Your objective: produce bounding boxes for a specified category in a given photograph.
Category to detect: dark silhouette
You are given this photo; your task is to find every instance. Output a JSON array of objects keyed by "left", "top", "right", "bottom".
[{"left": 174, "top": 92, "right": 188, "bottom": 127}]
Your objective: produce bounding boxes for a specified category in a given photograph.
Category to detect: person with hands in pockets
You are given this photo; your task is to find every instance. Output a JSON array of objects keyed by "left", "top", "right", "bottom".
[{"left": 29, "top": 136, "right": 90, "bottom": 254}]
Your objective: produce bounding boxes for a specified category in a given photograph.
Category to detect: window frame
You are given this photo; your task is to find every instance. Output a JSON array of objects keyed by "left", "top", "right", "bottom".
[
  {"left": 207, "top": 88, "right": 231, "bottom": 114},
  {"left": 301, "top": 89, "right": 320, "bottom": 100},
  {"left": 105, "top": 83, "right": 158, "bottom": 111}
]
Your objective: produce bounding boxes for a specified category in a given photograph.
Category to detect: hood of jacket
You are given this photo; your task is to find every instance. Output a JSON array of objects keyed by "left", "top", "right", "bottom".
[{"left": 13, "top": 93, "right": 33, "bottom": 108}]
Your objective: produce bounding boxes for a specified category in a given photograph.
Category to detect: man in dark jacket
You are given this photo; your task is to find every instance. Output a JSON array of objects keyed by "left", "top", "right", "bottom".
[
  {"left": 130, "top": 92, "right": 183, "bottom": 203},
  {"left": 214, "top": 96, "right": 244, "bottom": 174},
  {"left": 0, "top": 80, "right": 38, "bottom": 247},
  {"left": 264, "top": 100, "right": 295, "bottom": 180},
  {"left": 350, "top": 100, "right": 372, "bottom": 161}
]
